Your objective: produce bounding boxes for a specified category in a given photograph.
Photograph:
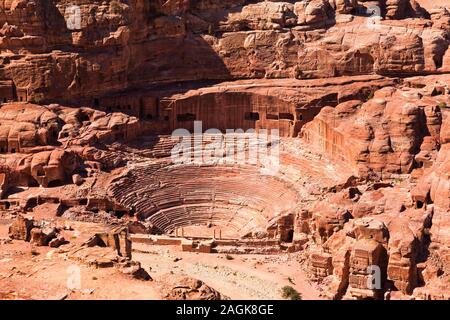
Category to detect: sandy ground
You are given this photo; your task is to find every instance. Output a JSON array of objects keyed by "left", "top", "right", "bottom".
[
  {"left": 0, "top": 218, "right": 322, "bottom": 300},
  {"left": 133, "top": 243, "right": 322, "bottom": 300},
  {"left": 0, "top": 221, "right": 161, "bottom": 300},
  {"left": 416, "top": 0, "right": 449, "bottom": 10}
]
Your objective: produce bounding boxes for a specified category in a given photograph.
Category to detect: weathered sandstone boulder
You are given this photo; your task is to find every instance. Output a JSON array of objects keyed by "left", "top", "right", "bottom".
[
  {"left": 294, "top": 0, "right": 333, "bottom": 26},
  {"left": 301, "top": 78, "right": 449, "bottom": 179},
  {"left": 159, "top": 274, "right": 229, "bottom": 300},
  {"left": 319, "top": 217, "right": 389, "bottom": 299},
  {"left": 121, "top": 261, "right": 152, "bottom": 281},
  {"left": 86, "top": 226, "right": 132, "bottom": 259},
  {"left": 30, "top": 226, "right": 58, "bottom": 246},
  {"left": 48, "top": 235, "right": 68, "bottom": 248},
  {"left": 8, "top": 215, "right": 34, "bottom": 241},
  {"left": 0, "top": 104, "right": 61, "bottom": 153}
]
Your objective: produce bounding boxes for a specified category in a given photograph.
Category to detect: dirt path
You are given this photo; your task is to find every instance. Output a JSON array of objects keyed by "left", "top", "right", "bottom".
[
  {"left": 0, "top": 222, "right": 161, "bottom": 300},
  {"left": 133, "top": 244, "right": 323, "bottom": 300}
]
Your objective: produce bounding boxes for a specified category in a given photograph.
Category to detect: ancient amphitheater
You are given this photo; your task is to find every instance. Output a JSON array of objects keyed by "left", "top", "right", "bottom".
[{"left": 0, "top": 0, "right": 449, "bottom": 301}]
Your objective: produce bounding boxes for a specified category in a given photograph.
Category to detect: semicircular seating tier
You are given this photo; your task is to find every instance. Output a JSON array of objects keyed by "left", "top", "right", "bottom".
[{"left": 109, "top": 163, "right": 300, "bottom": 237}]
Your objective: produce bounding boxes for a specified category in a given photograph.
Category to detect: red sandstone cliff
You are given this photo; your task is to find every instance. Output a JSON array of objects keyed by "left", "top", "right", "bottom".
[
  {"left": 0, "top": 0, "right": 448, "bottom": 103},
  {"left": 0, "top": 0, "right": 449, "bottom": 301}
]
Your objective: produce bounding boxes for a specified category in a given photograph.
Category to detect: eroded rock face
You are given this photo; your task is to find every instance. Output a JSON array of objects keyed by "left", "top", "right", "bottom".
[
  {"left": 0, "top": 103, "right": 147, "bottom": 187},
  {"left": 0, "top": 0, "right": 450, "bottom": 301},
  {"left": 298, "top": 75, "right": 449, "bottom": 299},
  {"left": 314, "top": 217, "right": 389, "bottom": 300},
  {"left": 301, "top": 76, "right": 449, "bottom": 179},
  {"left": 1, "top": 147, "right": 79, "bottom": 187},
  {"left": 0, "top": 0, "right": 447, "bottom": 103},
  {"left": 8, "top": 215, "right": 68, "bottom": 247},
  {"left": 0, "top": 104, "right": 61, "bottom": 153}
]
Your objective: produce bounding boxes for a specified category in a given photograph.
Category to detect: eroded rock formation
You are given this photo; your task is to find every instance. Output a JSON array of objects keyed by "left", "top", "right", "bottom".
[
  {"left": 0, "top": 0, "right": 446, "bottom": 103},
  {"left": 159, "top": 274, "right": 229, "bottom": 300},
  {"left": 0, "top": 0, "right": 449, "bottom": 300}
]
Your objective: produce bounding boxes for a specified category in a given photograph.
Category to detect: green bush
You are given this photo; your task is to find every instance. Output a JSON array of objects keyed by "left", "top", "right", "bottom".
[
  {"left": 437, "top": 102, "right": 448, "bottom": 109},
  {"left": 281, "top": 286, "right": 302, "bottom": 300},
  {"left": 366, "top": 91, "right": 375, "bottom": 101}
]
